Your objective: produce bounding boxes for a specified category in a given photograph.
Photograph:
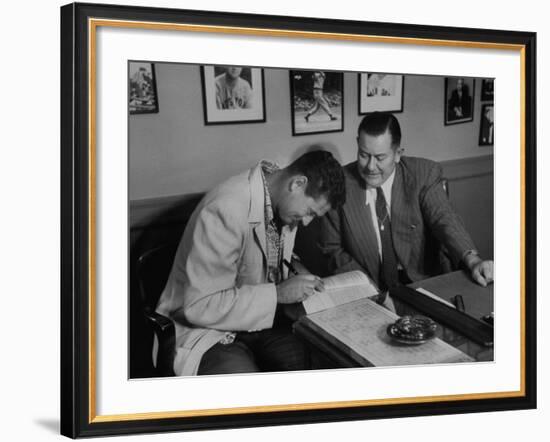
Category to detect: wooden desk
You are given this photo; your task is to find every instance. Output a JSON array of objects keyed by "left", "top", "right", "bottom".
[{"left": 294, "top": 271, "right": 494, "bottom": 368}]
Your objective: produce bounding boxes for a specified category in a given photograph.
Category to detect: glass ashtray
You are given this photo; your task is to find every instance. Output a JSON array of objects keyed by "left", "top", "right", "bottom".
[{"left": 387, "top": 315, "right": 437, "bottom": 345}]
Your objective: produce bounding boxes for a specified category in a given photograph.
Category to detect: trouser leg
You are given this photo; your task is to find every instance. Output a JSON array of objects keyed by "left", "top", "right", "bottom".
[
  {"left": 197, "top": 341, "right": 259, "bottom": 375},
  {"left": 238, "top": 328, "right": 310, "bottom": 372}
]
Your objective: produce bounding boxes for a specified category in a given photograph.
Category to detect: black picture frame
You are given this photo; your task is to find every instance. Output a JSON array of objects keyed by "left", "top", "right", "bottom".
[
  {"left": 481, "top": 78, "right": 495, "bottom": 101},
  {"left": 200, "top": 65, "right": 266, "bottom": 125},
  {"left": 444, "top": 77, "right": 476, "bottom": 125},
  {"left": 479, "top": 103, "right": 495, "bottom": 146},
  {"left": 61, "top": 2, "right": 536, "bottom": 438},
  {"left": 358, "top": 73, "right": 404, "bottom": 114},
  {"left": 129, "top": 61, "right": 159, "bottom": 114},
  {"left": 290, "top": 70, "right": 344, "bottom": 136}
]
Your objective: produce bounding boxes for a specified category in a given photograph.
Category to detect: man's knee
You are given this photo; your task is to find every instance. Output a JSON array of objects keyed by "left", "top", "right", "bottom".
[{"left": 197, "top": 342, "right": 259, "bottom": 375}]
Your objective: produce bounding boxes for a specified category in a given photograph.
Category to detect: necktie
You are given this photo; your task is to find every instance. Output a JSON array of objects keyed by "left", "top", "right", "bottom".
[{"left": 375, "top": 187, "right": 399, "bottom": 291}]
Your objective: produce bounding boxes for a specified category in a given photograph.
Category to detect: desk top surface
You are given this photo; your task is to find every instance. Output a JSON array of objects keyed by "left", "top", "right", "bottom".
[
  {"left": 295, "top": 271, "right": 494, "bottom": 368},
  {"left": 408, "top": 270, "right": 493, "bottom": 318}
]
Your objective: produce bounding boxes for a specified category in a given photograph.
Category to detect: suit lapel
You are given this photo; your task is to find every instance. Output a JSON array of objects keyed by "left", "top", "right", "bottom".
[
  {"left": 343, "top": 167, "right": 381, "bottom": 284},
  {"left": 253, "top": 223, "right": 267, "bottom": 262},
  {"left": 248, "top": 164, "right": 268, "bottom": 264},
  {"left": 391, "top": 163, "right": 412, "bottom": 268}
]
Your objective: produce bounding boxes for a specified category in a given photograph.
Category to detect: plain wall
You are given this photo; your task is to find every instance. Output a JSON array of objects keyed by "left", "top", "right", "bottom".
[{"left": 129, "top": 64, "right": 493, "bottom": 200}]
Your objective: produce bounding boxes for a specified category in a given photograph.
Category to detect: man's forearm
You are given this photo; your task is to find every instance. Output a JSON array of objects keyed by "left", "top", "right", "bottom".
[{"left": 182, "top": 282, "right": 277, "bottom": 331}]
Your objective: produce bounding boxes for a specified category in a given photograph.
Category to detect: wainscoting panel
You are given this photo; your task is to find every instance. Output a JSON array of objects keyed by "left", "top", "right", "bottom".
[{"left": 441, "top": 155, "right": 494, "bottom": 260}]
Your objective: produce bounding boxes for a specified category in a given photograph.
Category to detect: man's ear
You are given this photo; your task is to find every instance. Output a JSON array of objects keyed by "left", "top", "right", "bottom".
[
  {"left": 394, "top": 146, "right": 404, "bottom": 163},
  {"left": 289, "top": 175, "right": 308, "bottom": 192}
]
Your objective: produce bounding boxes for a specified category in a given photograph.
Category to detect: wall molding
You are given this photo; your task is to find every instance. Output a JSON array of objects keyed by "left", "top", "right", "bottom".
[
  {"left": 441, "top": 154, "right": 493, "bottom": 182},
  {"left": 130, "top": 155, "right": 494, "bottom": 229},
  {"left": 131, "top": 192, "right": 204, "bottom": 230}
]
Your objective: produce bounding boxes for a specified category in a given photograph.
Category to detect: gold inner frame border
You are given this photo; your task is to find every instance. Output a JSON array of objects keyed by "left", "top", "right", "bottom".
[{"left": 87, "top": 17, "right": 527, "bottom": 423}]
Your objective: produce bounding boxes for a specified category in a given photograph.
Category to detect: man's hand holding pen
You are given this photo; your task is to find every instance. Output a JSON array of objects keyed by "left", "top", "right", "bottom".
[{"left": 276, "top": 259, "right": 324, "bottom": 304}]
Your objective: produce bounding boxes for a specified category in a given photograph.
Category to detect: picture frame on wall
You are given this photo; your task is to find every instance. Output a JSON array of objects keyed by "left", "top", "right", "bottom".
[
  {"left": 479, "top": 103, "right": 495, "bottom": 146},
  {"left": 290, "top": 70, "right": 344, "bottom": 135},
  {"left": 481, "top": 78, "right": 495, "bottom": 101},
  {"left": 200, "top": 65, "right": 266, "bottom": 125},
  {"left": 129, "top": 62, "right": 159, "bottom": 114},
  {"left": 445, "top": 77, "right": 475, "bottom": 125},
  {"left": 358, "top": 73, "right": 404, "bottom": 114},
  {"left": 61, "top": 2, "right": 536, "bottom": 438}
]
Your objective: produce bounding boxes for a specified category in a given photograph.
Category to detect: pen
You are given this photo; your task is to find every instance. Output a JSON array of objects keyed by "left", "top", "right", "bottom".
[
  {"left": 452, "top": 294, "right": 465, "bottom": 312},
  {"left": 283, "top": 259, "right": 299, "bottom": 276}
]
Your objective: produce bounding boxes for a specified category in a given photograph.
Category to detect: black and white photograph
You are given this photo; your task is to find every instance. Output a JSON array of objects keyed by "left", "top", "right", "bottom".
[
  {"left": 481, "top": 78, "right": 495, "bottom": 101},
  {"left": 290, "top": 70, "right": 343, "bottom": 135},
  {"left": 479, "top": 104, "right": 495, "bottom": 146},
  {"left": 358, "top": 73, "right": 404, "bottom": 114},
  {"left": 201, "top": 65, "right": 265, "bottom": 124},
  {"left": 129, "top": 62, "right": 159, "bottom": 114},
  {"left": 445, "top": 77, "right": 475, "bottom": 125},
  {"left": 130, "top": 63, "right": 494, "bottom": 380}
]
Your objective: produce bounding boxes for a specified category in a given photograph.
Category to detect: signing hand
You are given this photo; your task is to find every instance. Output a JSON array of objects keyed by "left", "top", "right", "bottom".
[{"left": 276, "top": 274, "right": 324, "bottom": 304}]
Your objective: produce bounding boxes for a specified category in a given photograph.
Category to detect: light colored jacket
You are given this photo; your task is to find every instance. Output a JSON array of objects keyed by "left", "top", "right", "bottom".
[{"left": 156, "top": 163, "right": 296, "bottom": 376}]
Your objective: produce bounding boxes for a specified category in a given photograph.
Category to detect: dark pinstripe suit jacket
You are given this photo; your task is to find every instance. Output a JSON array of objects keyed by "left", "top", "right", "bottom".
[{"left": 320, "top": 157, "right": 476, "bottom": 286}]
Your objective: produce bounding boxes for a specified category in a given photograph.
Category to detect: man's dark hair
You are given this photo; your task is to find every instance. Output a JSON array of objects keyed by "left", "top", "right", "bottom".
[
  {"left": 357, "top": 112, "right": 402, "bottom": 148},
  {"left": 287, "top": 150, "right": 346, "bottom": 208}
]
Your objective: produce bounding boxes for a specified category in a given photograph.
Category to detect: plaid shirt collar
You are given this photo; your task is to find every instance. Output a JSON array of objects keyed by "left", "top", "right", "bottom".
[
  {"left": 259, "top": 160, "right": 283, "bottom": 283},
  {"left": 260, "top": 160, "right": 280, "bottom": 224}
]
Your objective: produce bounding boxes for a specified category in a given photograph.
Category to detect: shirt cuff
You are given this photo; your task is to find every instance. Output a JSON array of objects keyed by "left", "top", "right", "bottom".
[
  {"left": 461, "top": 249, "right": 479, "bottom": 262},
  {"left": 462, "top": 249, "right": 481, "bottom": 270}
]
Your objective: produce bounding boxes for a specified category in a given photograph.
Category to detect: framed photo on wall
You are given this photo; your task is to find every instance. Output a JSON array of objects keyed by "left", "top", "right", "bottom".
[
  {"left": 479, "top": 103, "right": 495, "bottom": 146},
  {"left": 290, "top": 70, "right": 344, "bottom": 135},
  {"left": 61, "top": 3, "right": 536, "bottom": 438},
  {"left": 445, "top": 77, "right": 475, "bottom": 125},
  {"left": 129, "top": 62, "right": 159, "bottom": 114},
  {"left": 481, "top": 78, "right": 495, "bottom": 101},
  {"left": 200, "top": 65, "right": 266, "bottom": 125},
  {"left": 358, "top": 73, "right": 404, "bottom": 114}
]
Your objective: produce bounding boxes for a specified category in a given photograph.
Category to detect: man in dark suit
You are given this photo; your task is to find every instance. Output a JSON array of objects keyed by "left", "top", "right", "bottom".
[
  {"left": 447, "top": 77, "right": 472, "bottom": 121},
  {"left": 320, "top": 112, "right": 493, "bottom": 293}
]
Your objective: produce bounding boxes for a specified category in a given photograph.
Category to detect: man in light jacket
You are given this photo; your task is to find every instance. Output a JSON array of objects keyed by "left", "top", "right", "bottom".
[{"left": 156, "top": 150, "right": 346, "bottom": 376}]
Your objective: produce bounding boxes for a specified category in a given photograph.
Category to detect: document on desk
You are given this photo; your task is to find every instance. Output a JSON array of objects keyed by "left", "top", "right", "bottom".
[
  {"left": 303, "top": 270, "right": 378, "bottom": 314},
  {"left": 301, "top": 298, "right": 474, "bottom": 367}
]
